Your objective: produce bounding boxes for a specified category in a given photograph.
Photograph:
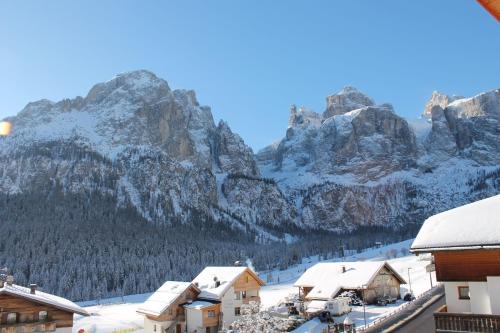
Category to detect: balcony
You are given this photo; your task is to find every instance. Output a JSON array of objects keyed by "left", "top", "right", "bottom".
[
  {"left": 242, "top": 296, "right": 260, "bottom": 304},
  {"left": 0, "top": 321, "right": 56, "bottom": 333},
  {"left": 434, "top": 305, "right": 500, "bottom": 333}
]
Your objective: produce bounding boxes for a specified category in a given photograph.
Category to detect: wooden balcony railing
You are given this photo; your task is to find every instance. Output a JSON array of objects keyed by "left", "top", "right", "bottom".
[
  {"left": 242, "top": 296, "right": 261, "bottom": 304},
  {"left": 0, "top": 321, "right": 57, "bottom": 333},
  {"left": 434, "top": 305, "right": 500, "bottom": 333}
]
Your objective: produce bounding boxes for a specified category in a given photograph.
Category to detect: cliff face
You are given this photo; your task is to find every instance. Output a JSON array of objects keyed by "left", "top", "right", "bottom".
[
  {"left": 0, "top": 71, "right": 499, "bottom": 235},
  {"left": 257, "top": 87, "right": 500, "bottom": 231}
]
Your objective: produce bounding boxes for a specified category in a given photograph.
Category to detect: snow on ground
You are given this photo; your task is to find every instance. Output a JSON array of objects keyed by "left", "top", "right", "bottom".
[
  {"left": 290, "top": 318, "right": 327, "bottom": 333},
  {"left": 73, "top": 239, "right": 435, "bottom": 333},
  {"left": 74, "top": 302, "right": 145, "bottom": 333},
  {"left": 75, "top": 294, "right": 150, "bottom": 333}
]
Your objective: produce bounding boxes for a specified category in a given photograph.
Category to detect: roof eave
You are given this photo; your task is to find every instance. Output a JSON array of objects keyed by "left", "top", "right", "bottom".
[
  {"left": 411, "top": 244, "right": 500, "bottom": 253},
  {"left": 0, "top": 290, "right": 89, "bottom": 316}
]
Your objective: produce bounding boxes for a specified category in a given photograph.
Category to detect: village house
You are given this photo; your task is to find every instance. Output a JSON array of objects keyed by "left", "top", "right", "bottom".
[
  {"left": 0, "top": 277, "right": 88, "bottom": 333},
  {"left": 191, "top": 266, "right": 265, "bottom": 330},
  {"left": 137, "top": 281, "right": 201, "bottom": 333},
  {"left": 294, "top": 261, "right": 406, "bottom": 304},
  {"left": 411, "top": 194, "right": 500, "bottom": 333},
  {"left": 138, "top": 267, "right": 265, "bottom": 333}
]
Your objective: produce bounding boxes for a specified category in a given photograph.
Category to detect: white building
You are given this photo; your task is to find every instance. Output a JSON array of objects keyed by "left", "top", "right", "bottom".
[
  {"left": 137, "top": 267, "right": 265, "bottom": 333},
  {"left": 411, "top": 194, "right": 500, "bottom": 332},
  {"left": 192, "top": 266, "right": 265, "bottom": 329}
]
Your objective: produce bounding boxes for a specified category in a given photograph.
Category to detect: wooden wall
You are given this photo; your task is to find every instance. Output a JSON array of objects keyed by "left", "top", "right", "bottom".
[
  {"left": 201, "top": 304, "right": 220, "bottom": 328},
  {"left": 434, "top": 249, "right": 500, "bottom": 282},
  {"left": 233, "top": 271, "right": 261, "bottom": 293},
  {"left": 0, "top": 294, "right": 73, "bottom": 328}
]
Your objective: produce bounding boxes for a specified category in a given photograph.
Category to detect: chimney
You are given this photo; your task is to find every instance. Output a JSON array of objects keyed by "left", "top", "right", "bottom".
[
  {"left": 6, "top": 275, "right": 14, "bottom": 286},
  {"left": 342, "top": 266, "right": 346, "bottom": 273},
  {"left": 213, "top": 277, "right": 220, "bottom": 288},
  {"left": 30, "top": 284, "right": 37, "bottom": 294}
]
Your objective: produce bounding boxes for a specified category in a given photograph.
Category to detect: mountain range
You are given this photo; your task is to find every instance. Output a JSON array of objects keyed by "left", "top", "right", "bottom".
[{"left": 1, "top": 70, "right": 499, "bottom": 238}]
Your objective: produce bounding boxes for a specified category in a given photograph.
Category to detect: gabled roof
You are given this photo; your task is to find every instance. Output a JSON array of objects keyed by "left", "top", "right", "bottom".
[
  {"left": 411, "top": 195, "right": 500, "bottom": 253},
  {"left": 294, "top": 261, "right": 406, "bottom": 300},
  {"left": 137, "top": 281, "right": 199, "bottom": 317},
  {"left": 183, "top": 301, "right": 217, "bottom": 310},
  {"left": 0, "top": 283, "right": 88, "bottom": 316},
  {"left": 192, "top": 267, "right": 265, "bottom": 301}
]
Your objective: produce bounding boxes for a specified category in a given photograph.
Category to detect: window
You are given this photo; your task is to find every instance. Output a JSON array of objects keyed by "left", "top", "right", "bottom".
[
  {"left": 207, "top": 310, "right": 216, "bottom": 318},
  {"left": 242, "top": 291, "right": 247, "bottom": 299},
  {"left": 458, "top": 286, "right": 470, "bottom": 300},
  {"left": 234, "top": 292, "right": 241, "bottom": 300},
  {"left": 234, "top": 307, "right": 241, "bottom": 316},
  {"left": 154, "top": 324, "right": 157, "bottom": 332},
  {"left": 39, "top": 311, "right": 48, "bottom": 322},
  {"left": 7, "top": 313, "right": 17, "bottom": 324},
  {"left": 246, "top": 275, "right": 249, "bottom": 283}
]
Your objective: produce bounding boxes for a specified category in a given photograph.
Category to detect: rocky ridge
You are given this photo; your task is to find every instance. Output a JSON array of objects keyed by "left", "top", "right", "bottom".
[{"left": 0, "top": 71, "right": 498, "bottom": 236}]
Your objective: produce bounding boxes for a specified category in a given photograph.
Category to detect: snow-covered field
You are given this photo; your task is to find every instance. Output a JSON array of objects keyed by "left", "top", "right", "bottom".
[{"left": 73, "top": 239, "right": 436, "bottom": 333}]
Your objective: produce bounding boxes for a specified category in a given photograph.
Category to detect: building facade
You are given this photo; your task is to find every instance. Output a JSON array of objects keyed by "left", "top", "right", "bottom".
[
  {"left": 138, "top": 267, "right": 265, "bottom": 333},
  {"left": 295, "top": 261, "right": 406, "bottom": 304},
  {"left": 0, "top": 279, "right": 88, "bottom": 333},
  {"left": 412, "top": 194, "right": 500, "bottom": 332}
]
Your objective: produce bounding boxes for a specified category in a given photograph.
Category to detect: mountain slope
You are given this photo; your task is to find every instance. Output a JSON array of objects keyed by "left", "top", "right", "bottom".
[{"left": 257, "top": 87, "right": 500, "bottom": 231}]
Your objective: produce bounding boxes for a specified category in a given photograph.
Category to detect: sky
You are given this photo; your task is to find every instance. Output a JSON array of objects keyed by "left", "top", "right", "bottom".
[{"left": 1, "top": 1, "right": 499, "bottom": 151}]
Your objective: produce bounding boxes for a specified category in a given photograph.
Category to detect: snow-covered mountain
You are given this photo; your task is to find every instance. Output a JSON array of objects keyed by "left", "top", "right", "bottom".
[
  {"left": 257, "top": 86, "right": 500, "bottom": 231},
  {"left": 0, "top": 70, "right": 498, "bottom": 235}
]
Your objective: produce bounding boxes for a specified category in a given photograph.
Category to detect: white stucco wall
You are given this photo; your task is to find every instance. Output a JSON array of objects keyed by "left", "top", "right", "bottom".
[
  {"left": 220, "top": 286, "right": 238, "bottom": 328},
  {"left": 143, "top": 317, "right": 174, "bottom": 333},
  {"left": 186, "top": 308, "right": 203, "bottom": 333},
  {"left": 56, "top": 327, "right": 72, "bottom": 333},
  {"left": 487, "top": 276, "right": 500, "bottom": 315},
  {"left": 469, "top": 282, "right": 491, "bottom": 314},
  {"left": 444, "top": 282, "right": 471, "bottom": 313}
]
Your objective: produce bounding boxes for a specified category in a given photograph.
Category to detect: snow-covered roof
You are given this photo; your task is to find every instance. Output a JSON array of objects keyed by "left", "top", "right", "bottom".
[
  {"left": 305, "top": 300, "right": 327, "bottom": 313},
  {"left": 136, "top": 281, "right": 198, "bottom": 316},
  {"left": 192, "top": 267, "right": 265, "bottom": 300},
  {"left": 294, "top": 262, "right": 405, "bottom": 300},
  {"left": 411, "top": 195, "right": 500, "bottom": 252},
  {"left": 0, "top": 283, "right": 88, "bottom": 316},
  {"left": 183, "top": 301, "right": 217, "bottom": 310}
]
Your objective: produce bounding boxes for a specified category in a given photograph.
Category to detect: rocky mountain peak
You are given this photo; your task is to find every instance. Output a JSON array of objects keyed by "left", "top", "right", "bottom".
[
  {"left": 423, "top": 91, "right": 464, "bottom": 119},
  {"left": 324, "top": 86, "right": 375, "bottom": 118},
  {"left": 85, "top": 69, "right": 171, "bottom": 105},
  {"left": 288, "top": 104, "right": 322, "bottom": 129}
]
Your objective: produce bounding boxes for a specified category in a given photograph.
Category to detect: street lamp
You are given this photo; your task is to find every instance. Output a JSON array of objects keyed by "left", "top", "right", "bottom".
[
  {"left": 407, "top": 267, "right": 413, "bottom": 296},
  {"left": 362, "top": 284, "right": 368, "bottom": 328}
]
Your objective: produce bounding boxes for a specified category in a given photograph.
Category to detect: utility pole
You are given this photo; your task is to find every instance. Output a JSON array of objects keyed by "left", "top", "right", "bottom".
[
  {"left": 362, "top": 285, "right": 367, "bottom": 328},
  {"left": 408, "top": 268, "right": 413, "bottom": 295}
]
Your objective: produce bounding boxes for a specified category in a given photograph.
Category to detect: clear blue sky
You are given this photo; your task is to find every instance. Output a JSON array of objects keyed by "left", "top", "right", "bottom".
[{"left": 1, "top": 1, "right": 499, "bottom": 150}]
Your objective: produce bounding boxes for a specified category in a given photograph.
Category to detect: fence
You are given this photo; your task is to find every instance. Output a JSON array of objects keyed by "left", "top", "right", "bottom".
[{"left": 356, "top": 284, "right": 444, "bottom": 332}]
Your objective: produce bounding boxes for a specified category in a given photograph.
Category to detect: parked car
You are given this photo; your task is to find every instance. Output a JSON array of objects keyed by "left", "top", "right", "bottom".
[{"left": 403, "top": 292, "right": 415, "bottom": 302}]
